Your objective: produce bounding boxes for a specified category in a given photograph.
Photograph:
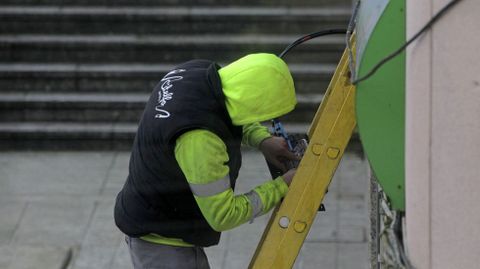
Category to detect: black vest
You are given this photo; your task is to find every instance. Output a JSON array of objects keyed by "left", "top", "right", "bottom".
[{"left": 114, "top": 60, "right": 243, "bottom": 247}]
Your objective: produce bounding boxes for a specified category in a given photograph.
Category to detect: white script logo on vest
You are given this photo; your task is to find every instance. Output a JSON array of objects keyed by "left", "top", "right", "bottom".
[{"left": 155, "top": 69, "right": 186, "bottom": 119}]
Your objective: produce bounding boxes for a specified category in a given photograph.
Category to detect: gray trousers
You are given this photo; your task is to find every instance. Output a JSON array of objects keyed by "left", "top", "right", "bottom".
[{"left": 125, "top": 236, "right": 211, "bottom": 269}]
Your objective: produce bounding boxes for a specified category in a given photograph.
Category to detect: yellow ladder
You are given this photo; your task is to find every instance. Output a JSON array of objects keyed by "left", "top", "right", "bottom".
[{"left": 249, "top": 43, "right": 357, "bottom": 269}]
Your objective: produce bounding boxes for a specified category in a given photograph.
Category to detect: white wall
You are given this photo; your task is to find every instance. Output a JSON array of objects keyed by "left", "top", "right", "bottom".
[{"left": 405, "top": 0, "right": 480, "bottom": 268}]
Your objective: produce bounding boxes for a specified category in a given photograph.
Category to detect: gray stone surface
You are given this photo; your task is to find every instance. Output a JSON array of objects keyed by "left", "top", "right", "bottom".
[
  {"left": 7, "top": 246, "right": 72, "bottom": 269},
  {"left": 0, "top": 149, "right": 369, "bottom": 269},
  {"left": 0, "top": 201, "right": 26, "bottom": 245},
  {"left": 12, "top": 200, "right": 94, "bottom": 247}
]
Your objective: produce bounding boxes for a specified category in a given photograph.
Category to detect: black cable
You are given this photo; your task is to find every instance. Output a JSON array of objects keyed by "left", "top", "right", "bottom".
[
  {"left": 352, "top": 0, "right": 464, "bottom": 85},
  {"left": 273, "top": 29, "right": 347, "bottom": 140},
  {"left": 278, "top": 29, "right": 347, "bottom": 59},
  {"left": 346, "top": 1, "right": 361, "bottom": 80}
]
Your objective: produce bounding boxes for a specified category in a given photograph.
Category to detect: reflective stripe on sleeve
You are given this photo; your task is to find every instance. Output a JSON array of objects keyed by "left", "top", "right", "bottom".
[
  {"left": 245, "top": 190, "right": 263, "bottom": 220},
  {"left": 189, "top": 176, "right": 231, "bottom": 197}
]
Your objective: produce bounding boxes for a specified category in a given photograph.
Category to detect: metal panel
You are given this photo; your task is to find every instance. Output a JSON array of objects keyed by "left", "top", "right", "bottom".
[{"left": 356, "top": 0, "right": 406, "bottom": 210}]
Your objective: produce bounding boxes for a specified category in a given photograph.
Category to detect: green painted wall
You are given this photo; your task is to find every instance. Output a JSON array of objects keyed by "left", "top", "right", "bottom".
[{"left": 356, "top": 0, "right": 406, "bottom": 210}]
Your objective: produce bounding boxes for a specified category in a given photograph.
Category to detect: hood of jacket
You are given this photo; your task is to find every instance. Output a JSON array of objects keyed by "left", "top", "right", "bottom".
[{"left": 218, "top": 53, "right": 296, "bottom": 126}]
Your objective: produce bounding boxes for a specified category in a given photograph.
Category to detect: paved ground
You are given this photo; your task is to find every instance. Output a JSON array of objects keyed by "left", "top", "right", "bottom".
[{"left": 0, "top": 148, "right": 369, "bottom": 269}]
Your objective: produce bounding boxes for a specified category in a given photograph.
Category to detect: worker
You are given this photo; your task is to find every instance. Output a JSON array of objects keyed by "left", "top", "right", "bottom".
[{"left": 114, "top": 53, "right": 298, "bottom": 269}]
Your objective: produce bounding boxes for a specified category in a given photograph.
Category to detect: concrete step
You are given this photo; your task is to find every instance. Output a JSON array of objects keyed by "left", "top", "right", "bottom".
[
  {"left": 0, "top": 122, "right": 362, "bottom": 151},
  {"left": 0, "top": 122, "right": 314, "bottom": 150},
  {"left": 0, "top": 92, "right": 322, "bottom": 123},
  {"left": 0, "top": 34, "right": 345, "bottom": 64},
  {"left": 0, "top": 0, "right": 352, "bottom": 7},
  {"left": 0, "top": 122, "right": 136, "bottom": 150},
  {"left": 0, "top": 63, "right": 336, "bottom": 94},
  {"left": 0, "top": 92, "right": 147, "bottom": 123},
  {"left": 0, "top": 6, "right": 350, "bottom": 35},
  {"left": 1, "top": 1, "right": 353, "bottom": 151}
]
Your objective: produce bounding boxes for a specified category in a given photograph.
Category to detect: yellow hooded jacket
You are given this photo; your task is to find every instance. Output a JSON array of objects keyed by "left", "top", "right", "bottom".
[{"left": 142, "top": 53, "right": 296, "bottom": 246}]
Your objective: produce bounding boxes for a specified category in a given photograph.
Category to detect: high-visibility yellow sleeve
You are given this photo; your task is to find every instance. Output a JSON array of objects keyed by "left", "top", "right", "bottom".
[
  {"left": 242, "top": 122, "right": 272, "bottom": 148},
  {"left": 175, "top": 129, "right": 288, "bottom": 232}
]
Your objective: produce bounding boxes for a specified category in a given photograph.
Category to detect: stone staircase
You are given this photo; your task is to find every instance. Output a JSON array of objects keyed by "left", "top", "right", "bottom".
[{"left": 0, "top": 0, "right": 351, "bottom": 150}]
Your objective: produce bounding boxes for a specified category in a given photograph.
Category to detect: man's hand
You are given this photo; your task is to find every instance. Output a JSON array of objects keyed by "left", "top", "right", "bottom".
[
  {"left": 259, "top": 136, "right": 300, "bottom": 172},
  {"left": 281, "top": 169, "right": 296, "bottom": 186}
]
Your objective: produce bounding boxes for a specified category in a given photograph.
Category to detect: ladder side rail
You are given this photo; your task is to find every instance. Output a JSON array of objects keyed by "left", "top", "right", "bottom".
[{"left": 249, "top": 43, "right": 357, "bottom": 269}]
